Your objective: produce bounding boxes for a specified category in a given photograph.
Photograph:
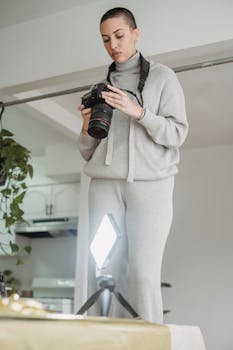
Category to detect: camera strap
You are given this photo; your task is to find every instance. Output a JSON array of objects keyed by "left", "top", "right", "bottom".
[{"left": 106, "top": 52, "right": 150, "bottom": 107}]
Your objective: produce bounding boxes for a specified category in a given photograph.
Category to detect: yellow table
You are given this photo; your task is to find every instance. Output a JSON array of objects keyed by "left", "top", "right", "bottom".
[
  {"left": 0, "top": 297, "right": 206, "bottom": 350},
  {"left": 0, "top": 316, "right": 170, "bottom": 350}
]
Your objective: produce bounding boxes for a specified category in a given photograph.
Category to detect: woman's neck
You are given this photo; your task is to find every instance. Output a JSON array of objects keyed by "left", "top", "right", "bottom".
[{"left": 115, "top": 51, "right": 140, "bottom": 72}]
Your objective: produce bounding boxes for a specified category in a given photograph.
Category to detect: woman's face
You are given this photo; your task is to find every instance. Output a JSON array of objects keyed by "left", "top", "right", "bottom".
[{"left": 100, "top": 15, "right": 139, "bottom": 63}]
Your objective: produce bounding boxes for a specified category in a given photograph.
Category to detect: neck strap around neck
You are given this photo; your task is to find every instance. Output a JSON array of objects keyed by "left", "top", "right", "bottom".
[{"left": 106, "top": 52, "right": 150, "bottom": 106}]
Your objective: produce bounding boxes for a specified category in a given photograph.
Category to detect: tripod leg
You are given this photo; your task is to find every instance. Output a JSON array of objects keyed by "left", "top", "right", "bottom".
[
  {"left": 100, "top": 289, "right": 113, "bottom": 316},
  {"left": 76, "top": 288, "right": 102, "bottom": 315},
  {"left": 113, "top": 290, "right": 140, "bottom": 318}
]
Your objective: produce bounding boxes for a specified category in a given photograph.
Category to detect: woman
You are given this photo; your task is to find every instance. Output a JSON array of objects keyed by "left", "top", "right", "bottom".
[{"left": 78, "top": 7, "right": 188, "bottom": 323}]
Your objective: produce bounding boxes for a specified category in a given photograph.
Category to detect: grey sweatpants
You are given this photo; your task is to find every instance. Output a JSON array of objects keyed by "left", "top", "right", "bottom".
[{"left": 88, "top": 176, "right": 174, "bottom": 323}]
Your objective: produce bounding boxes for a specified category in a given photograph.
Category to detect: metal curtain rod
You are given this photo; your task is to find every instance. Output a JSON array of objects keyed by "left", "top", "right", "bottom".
[{"left": 0, "top": 56, "right": 233, "bottom": 108}]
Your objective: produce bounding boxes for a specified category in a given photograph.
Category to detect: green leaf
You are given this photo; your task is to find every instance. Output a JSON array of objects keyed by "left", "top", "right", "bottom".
[
  {"left": 21, "top": 182, "right": 27, "bottom": 190},
  {"left": 16, "top": 256, "right": 24, "bottom": 265},
  {"left": 0, "top": 129, "right": 14, "bottom": 137},
  {"left": 0, "top": 127, "right": 33, "bottom": 264},
  {"left": 27, "top": 164, "right": 33, "bottom": 178},
  {"left": 2, "top": 138, "right": 14, "bottom": 145},
  {"left": 12, "top": 185, "right": 20, "bottom": 194},
  {"left": 14, "top": 191, "right": 26, "bottom": 204},
  {"left": 9, "top": 242, "right": 19, "bottom": 253},
  {"left": 3, "top": 269, "right": 12, "bottom": 276},
  {"left": 5, "top": 216, "right": 15, "bottom": 228},
  {"left": 15, "top": 174, "right": 27, "bottom": 182},
  {"left": 23, "top": 245, "right": 32, "bottom": 255},
  {"left": 10, "top": 202, "right": 24, "bottom": 218},
  {"left": 1, "top": 188, "right": 12, "bottom": 197}
]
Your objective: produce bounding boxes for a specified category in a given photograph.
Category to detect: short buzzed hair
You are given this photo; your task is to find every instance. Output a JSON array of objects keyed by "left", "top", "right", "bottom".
[{"left": 100, "top": 7, "right": 137, "bottom": 29}]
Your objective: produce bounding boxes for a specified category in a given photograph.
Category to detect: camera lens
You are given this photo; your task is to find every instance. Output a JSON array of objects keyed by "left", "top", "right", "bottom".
[{"left": 88, "top": 103, "right": 113, "bottom": 139}]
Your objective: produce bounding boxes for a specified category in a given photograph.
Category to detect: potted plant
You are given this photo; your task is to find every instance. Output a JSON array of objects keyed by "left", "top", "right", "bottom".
[
  {"left": 0, "top": 127, "right": 33, "bottom": 264},
  {"left": 3, "top": 269, "right": 21, "bottom": 295}
]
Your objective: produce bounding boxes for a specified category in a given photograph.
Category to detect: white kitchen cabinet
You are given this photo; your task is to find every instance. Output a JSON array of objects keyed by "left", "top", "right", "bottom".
[
  {"left": 51, "top": 183, "right": 80, "bottom": 218},
  {"left": 21, "top": 182, "right": 80, "bottom": 220}
]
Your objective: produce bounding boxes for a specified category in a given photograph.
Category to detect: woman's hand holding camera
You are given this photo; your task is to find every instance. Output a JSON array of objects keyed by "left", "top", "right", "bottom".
[
  {"left": 78, "top": 105, "right": 92, "bottom": 135},
  {"left": 101, "top": 85, "right": 143, "bottom": 121},
  {"left": 79, "top": 83, "right": 144, "bottom": 138}
]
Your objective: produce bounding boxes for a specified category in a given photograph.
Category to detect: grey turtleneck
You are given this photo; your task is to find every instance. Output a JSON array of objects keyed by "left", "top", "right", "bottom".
[{"left": 78, "top": 51, "right": 188, "bottom": 182}]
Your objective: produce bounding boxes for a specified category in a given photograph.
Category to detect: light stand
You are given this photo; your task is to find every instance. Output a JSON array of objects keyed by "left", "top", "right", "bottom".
[
  {"left": 77, "top": 274, "right": 139, "bottom": 318},
  {"left": 76, "top": 213, "right": 139, "bottom": 318}
]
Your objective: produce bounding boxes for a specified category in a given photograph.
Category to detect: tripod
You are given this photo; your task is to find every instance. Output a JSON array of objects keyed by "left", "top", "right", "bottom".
[{"left": 76, "top": 275, "right": 139, "bottom": 318}]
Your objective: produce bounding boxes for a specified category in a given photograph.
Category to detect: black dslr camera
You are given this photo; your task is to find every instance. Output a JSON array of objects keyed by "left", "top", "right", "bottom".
[{"left": 81, "top": 83, "right": 113, "bottom": 139}]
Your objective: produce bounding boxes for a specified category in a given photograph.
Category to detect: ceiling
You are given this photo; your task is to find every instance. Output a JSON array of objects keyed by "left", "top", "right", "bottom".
[
  {"left": 0, "top": 3, "right": 232, "bottom": 157},
  {"left": 0, "top": 0, "right": 100, "bottom": 28}
]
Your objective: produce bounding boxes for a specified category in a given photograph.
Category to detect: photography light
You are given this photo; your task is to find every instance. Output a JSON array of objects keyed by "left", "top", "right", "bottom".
[
  {"left": 90, "top": 213, "right": 121, "bottom": 271},
  {"left": 76, "top": 213, "right": 139, "bottom": 318}
]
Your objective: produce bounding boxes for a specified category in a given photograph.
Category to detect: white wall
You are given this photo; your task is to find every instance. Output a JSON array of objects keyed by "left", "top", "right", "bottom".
[
  {"left": 162, "top": 144, "right": 233, "bottom": 350},
  {"left": 0, "top": 0, "right": 233, "bottom": 88}
]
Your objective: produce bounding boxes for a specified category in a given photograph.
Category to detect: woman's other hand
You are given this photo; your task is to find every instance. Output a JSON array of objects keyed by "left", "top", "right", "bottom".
[{"left": 78, "top": 104, "right": 92, "bottom": 135}]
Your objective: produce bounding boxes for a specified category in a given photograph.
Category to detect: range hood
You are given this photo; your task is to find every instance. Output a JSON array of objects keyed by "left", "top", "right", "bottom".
[{"left": 15, "top": 217, "right": 78, "bottom": 238}]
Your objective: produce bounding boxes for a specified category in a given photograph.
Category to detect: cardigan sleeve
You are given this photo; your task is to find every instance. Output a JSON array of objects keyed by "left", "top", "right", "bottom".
[
  {"left": 77, "top": 133, "right": 99, "bottom": 161},
  {"left": 138, "top": 69, "right": 188, "bottom": 148}
]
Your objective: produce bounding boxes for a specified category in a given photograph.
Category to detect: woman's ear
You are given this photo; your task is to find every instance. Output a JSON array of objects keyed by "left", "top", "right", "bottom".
[{"left": 134, "top": 28, "right": 140, "bottom": 42}]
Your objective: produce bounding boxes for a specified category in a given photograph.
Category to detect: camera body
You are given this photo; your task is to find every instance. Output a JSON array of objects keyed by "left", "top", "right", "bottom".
[{"left": 81, "top": 83, "right": 113, "bottom": 139}]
